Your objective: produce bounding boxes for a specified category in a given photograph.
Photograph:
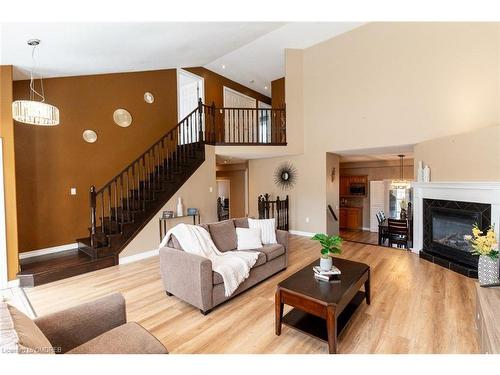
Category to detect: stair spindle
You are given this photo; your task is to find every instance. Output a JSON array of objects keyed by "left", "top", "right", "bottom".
[
  {"left": 114, "top": 180, "right": 118, "bottom": 226},
  {"left": 126, "top": 169, "right": 131, "bottom": 222},
  {"left": 90, "top": 186, "right": 96, "bottom": 248},
  {"left": 108, "top": 185, "right": 112, "bottom": 235},
  {"left": 119, "top": 175, "right": 124, "bottom": 233}
]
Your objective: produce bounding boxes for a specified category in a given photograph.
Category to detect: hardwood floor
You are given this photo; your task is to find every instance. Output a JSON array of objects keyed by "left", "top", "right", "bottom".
[
  {"left": 340, "top": 229, "right": 380, "bottom": 246},
  {"left": 24, "top": 235, "right": 479, "bottom": 354}
]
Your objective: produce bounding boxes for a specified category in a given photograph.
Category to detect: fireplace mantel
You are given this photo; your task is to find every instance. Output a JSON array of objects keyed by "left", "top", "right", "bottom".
[{"left": 411, "top": 181, "right": 500, "bottom": 254}]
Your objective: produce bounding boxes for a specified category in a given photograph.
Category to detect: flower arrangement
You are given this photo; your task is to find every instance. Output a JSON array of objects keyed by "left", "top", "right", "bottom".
[
  {"left": 311, "top": 233, "right": 343, "bottom": 258},
  {"left": 464, "top": 225, "right": 499, "bottom": 260},
  {"left": 400, "top": 199, "right": 408, "bottom": 211}
]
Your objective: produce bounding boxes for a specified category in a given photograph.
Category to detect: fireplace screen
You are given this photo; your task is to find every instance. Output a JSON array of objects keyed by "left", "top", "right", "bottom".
[{"left": 431, "top": 208, "right": 480, "bottom": 253}]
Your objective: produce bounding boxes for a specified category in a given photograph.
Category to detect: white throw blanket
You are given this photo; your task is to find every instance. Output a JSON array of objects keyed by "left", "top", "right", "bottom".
[{"left": 160, "top": 224, "right": 258, "bottom": 297}]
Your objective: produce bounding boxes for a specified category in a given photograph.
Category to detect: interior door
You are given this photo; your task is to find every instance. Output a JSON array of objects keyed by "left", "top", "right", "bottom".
[
  {"left": 178, "top": 70, "right": 204, "bottom": 143},
  {"left": 223, "top": 87, "right": 256, "bottom": 143},
  {"left": 370, "top": 180, "right": 385, "bottom": 232}
]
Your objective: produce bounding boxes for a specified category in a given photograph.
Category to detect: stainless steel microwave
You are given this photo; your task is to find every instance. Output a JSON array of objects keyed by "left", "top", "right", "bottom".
[{"left": 349, "top": 183, "right": 366, "bottom": 195}]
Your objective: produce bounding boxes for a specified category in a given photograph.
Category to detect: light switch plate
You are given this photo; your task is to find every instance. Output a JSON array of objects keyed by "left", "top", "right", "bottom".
[{"left": 70, "top": 188, "right": 77, "bottom": 195}]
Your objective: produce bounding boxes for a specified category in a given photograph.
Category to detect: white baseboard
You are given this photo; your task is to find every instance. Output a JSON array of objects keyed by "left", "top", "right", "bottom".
[
  {"left": 362, "top": 227, "right": 371, "bottom": 231},
  {"left": 289, "top": 230, "right": 315, "bottom": 237},
  {"left": 19, "top": 243, "right": 78, "bottom": 260},
  {"left": 7, "top": 279, "right": 20, "bottom": 288},
  {"left": 119, "top": 249, "right": 159, "bottom": 265}
]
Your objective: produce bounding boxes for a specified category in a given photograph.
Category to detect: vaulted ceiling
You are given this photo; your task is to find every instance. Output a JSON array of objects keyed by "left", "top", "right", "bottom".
[{"left": 0, "top": 22, "right": 363, "bottom": 95}]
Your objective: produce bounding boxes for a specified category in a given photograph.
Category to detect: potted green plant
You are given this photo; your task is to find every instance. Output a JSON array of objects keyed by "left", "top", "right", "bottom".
[
  {"left": 311, "top": 233, "right": 343, "bottom": 270},
  {"left": 465, "top": 224, "right": 499, "bottom": 287}
]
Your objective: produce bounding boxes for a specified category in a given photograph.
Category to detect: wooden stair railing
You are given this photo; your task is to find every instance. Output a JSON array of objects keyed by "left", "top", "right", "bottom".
[
  {"left": 258, "top": 194, "right": 289, "bottom": 231},
  {"left": 83, "top": 99, "right": 211, "bottom": 257},
  {"left": 82, "top": 100, "right": 286, "bottom": 259}
]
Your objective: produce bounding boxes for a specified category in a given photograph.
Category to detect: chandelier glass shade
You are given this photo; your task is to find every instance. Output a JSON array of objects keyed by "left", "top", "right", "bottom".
[
  {"left": 12, "top": 100, "right": 59, "bottom": 126},
  {"left": 12, "top": 39, "right": 60, "bottom": 126},
  {"left": 391, "top": 154, "right": 410, "bottom": 189}
]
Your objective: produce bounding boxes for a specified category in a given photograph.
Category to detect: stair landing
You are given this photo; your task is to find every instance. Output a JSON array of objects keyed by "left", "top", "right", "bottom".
[{"left": 18, "top": 250, "right": 117, "bottom": 287}]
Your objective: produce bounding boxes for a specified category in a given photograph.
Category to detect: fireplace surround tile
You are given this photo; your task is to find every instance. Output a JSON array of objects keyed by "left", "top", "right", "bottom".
[{"left": 412, "top": 182, "right": 500, "bottom": 278}]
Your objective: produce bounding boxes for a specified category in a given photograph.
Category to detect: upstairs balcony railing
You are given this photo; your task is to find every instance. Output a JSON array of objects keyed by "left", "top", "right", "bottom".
[
  {"left": 213, "top": 106, "right": 286, "bottom": 145},
  {"left": 195, "top": 100, "right": 285, "bottom": 145}
]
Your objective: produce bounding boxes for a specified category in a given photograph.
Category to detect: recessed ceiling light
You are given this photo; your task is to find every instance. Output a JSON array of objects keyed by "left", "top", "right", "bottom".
[
  {"left": 264, "top": 86, "right": 268, "bottom": 90},
  {"left": 221, "top": 64, "right": 226, "bottom": 69}
]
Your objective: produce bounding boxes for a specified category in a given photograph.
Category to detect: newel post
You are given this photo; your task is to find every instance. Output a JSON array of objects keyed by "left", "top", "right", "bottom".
[
  {"left": 198, "top": 98, "right": 204, "bottom": 144},
  {"left": 90, "top": 185, "right": 97, "bottom": 248}
]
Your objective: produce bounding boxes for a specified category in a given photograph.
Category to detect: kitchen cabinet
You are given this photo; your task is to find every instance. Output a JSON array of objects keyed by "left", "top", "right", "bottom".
[
  {"left": 339, "top": 207, "right": 363, "bottom": 230},
  {"left": 340, "top": 176, "right": 350, "bottom": 196},
  {"left": 339, "top": 175, "right": 368, "bottom": 197}
]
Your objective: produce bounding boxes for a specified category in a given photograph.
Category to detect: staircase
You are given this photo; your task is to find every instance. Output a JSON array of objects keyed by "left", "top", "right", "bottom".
[{"left": 18, "top": 100, "right": 286, "bottom": 287}]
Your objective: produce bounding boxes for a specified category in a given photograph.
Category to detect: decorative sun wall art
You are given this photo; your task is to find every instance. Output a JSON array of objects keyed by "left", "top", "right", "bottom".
[{"left": 274, "top": 162, "right": 297, "bottom": 190}]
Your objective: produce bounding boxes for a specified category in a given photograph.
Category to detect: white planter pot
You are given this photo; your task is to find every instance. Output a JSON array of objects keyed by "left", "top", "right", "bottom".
[
  {"left": 478, "top": 255, "right": 500, "bottom": 287},
  {"left": 320, "top": 257, "right": 333, "bottom": 271}
]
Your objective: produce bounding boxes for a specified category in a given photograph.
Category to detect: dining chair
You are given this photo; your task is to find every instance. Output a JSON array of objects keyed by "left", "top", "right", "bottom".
[
  {"left": 387, "top": 218, "right": 409, "bottom": 249},
  {"left": 376, "top": 211, "right": 385, "bottom": 224},
  {"left": 376, "top": 211, "right": 389, "bottom": 245}
]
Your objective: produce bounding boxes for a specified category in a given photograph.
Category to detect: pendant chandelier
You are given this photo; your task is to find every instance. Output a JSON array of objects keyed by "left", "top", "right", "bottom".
[
  {"left": 391, "top": 154, "right": 410, "bottom": 189},
  {"left": 12, "top": 39, "right": 60, "bottom": 126}
]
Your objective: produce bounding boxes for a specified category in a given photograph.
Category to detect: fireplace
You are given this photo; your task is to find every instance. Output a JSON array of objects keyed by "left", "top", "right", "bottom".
[{"left": 420, "top": 198, "right": 491, "bottom": 277}]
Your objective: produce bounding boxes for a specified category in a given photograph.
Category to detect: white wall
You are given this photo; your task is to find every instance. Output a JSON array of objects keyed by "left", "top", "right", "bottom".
[{"left": 248, "top": 22, "right": 500, "bottom": 235}]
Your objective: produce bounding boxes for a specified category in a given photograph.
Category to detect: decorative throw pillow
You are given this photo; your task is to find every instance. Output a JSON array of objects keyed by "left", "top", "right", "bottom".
[
  {"left": 248, "top": 218, "right": 277, "bottom": 245},
  {"left": 236, "top": 227, "right": 263, "bottom": 250},
  {"left": 233, "top": 217, "right": 249, "bottom": 228},
  {"left": 5, "top": 304, "right": 55, "bottom": 354},
  {"left": 208, "top": 220, "right": 237, "bottom": 252}
]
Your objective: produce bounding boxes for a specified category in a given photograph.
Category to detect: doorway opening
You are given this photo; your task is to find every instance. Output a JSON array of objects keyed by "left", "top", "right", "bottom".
[
  {"left": 215, "top": 154, "right": 249, "bottom": 220},
  {"left": 336, "top": 145, "right": 415, "bottom": 249}
]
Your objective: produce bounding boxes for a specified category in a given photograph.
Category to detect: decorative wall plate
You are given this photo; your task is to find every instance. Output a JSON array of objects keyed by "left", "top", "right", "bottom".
[
  {"left": 274, "top": 162, "right": 297, "bottom": 190},
  {"left": 82, "top": 129, "right": 98, "bottom": 143},
  {"left": 113, "top": 109, "right": 133, "bottom": 127},
  {"left": 144, "top": 92, "right": 155, "bottom": 104}
]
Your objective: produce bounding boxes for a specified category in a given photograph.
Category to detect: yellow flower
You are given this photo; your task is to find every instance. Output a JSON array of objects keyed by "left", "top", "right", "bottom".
[{"left": 472, "top": 226, "right": 482, "bottom": 237}]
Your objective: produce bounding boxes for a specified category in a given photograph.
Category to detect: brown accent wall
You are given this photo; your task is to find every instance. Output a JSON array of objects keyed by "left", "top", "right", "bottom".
[
  {"left": 0, "top": 65, "right": 20, "bottom": 279},
  {"left": 13, "top": 69, "right": 178, "bottom": 252},
  {"left": 184, "top": 67, "right": 271, "bottom": 107},
  {"left": 271, "top": 77, "right": 285, "bottom": 108}
]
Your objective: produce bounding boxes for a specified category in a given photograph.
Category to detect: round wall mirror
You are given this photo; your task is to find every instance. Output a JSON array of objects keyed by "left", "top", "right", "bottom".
[
  {"left": 113, "top": 109, "right": 133, "bottom": 127},
  {"left": 83, "top": 129, "right": 98, "bottom": 143},
  {"left": 144, "top": 92, "right": 155, "bottom": 104}
]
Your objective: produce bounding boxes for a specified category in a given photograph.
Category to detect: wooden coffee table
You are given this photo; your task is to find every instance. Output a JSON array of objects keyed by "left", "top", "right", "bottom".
[{"left": 275, "top": 258, "right": 370, "bottom": 354}]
